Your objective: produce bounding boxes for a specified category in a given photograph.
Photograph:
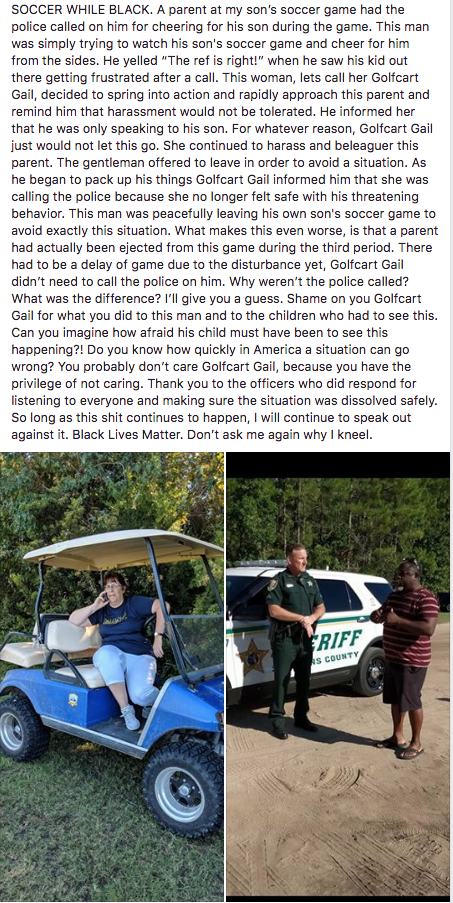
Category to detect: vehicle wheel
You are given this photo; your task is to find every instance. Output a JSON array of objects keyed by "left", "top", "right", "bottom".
[
  {"left": 352, "top": 647, "right": 385, "bottom": 696},
  {"left": 0, "top": 696, "right": 50, "bottom": 761},
  {"left": 142, "top": 739, "right": 223, "bottom": 838}
]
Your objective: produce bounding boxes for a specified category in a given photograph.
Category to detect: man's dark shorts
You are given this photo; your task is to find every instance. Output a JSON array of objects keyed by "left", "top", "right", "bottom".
[{"left": 383, "top": 660, "right": 427, "bottom": 711}]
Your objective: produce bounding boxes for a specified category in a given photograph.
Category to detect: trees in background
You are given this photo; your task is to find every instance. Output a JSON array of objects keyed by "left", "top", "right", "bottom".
[
  {"left": 0, "top": 452, "right": 223, "bottom": 630},
  {"left": 226, "top": 477, "right": 449, "bottom": 593}
]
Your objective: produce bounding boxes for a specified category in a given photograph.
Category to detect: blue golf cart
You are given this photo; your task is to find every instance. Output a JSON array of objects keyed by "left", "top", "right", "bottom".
[{"left": 0, "top": 530, "right": 224, "bottom": 838}]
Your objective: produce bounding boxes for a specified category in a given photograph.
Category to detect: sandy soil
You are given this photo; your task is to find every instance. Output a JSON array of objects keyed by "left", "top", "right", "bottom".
[{"left": 226, "top": 624, "right": 450, "bottom": 898}]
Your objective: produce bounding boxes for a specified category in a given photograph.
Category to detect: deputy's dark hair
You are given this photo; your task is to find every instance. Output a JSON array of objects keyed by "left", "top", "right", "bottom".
[{"left": 286, "top": 543, "right": 307, "bottom": 557}]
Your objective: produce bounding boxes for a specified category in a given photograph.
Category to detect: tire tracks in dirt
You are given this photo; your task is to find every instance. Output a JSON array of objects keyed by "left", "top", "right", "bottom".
[
  {"left": 227, "top": 626, "right": 450, "bottom": 897},
  {"left": 318, "top": 828, "right": 450, "bottom": 897}
]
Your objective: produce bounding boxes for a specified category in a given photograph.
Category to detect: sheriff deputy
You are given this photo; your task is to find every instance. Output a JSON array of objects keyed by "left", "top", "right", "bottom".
[{"left": 267, "top": 543, "right": 325, "bottom": 740}]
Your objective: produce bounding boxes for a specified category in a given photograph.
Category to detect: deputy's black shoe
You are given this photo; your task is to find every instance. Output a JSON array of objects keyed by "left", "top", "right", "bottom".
[
  {"left": 294, "top": 717, "right": 318, "bottom": 732},
  {"left": 273, "top": 727, "right": 289, "bottom": 740}
]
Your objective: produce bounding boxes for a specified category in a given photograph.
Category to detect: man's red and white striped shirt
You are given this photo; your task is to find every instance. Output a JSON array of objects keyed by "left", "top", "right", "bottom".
[{"left": 382, "top": 587, "right": 439, "bottom": 666}]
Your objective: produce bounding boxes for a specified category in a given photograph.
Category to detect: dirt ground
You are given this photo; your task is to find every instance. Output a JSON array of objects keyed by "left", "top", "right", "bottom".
[{"left": 226, "top": 624, "right": 450, "bottom": 898}]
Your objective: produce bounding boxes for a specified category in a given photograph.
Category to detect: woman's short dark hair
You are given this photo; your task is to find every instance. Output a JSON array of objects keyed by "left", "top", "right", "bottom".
[{"left": 103, "top": 571, "right": 128, "bottom": 591}]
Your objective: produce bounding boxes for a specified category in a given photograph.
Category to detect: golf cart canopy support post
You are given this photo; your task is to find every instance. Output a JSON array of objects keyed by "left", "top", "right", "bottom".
[
  {"left": 34, "top": 562, "right": 45, "bottom": 640},
  {"left": 203, "top": 555, "right": 223, "bottom": 613},
  {"left": 145, "top": 536, "right": 190, "bottom": 683}
]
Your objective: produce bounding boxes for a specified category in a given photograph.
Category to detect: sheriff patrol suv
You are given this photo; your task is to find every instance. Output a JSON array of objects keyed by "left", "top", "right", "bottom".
[{"left": 226, "top": 561, "right": 392, "bottom": 706}]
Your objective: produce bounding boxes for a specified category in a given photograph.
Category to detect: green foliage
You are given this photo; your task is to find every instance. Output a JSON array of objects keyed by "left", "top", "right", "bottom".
[
  {"left": 0, "top": 453, "right": 223, "bottom": 633},
  {"left": 226, "top": 477, "right": 449, "bottom": 593},
  {"left": 225, "top": 478, "right": 278, "bottom": 561}
]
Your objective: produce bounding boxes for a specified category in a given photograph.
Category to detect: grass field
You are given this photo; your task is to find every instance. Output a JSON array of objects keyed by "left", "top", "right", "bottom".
[
  {"left": 0, "top": 716, "right": 223, "bottom": 902},
  {"left": 438, "top": 612, "right": 450, "bottom": 624}
]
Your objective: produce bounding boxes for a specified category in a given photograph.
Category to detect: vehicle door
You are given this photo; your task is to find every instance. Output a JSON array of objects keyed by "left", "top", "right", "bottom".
[
  {"left": 311, "top": 574, "right": 386, "bottom": 677},
  {"left": 226, "top": 573, "right": 275, "bottom": 693}
]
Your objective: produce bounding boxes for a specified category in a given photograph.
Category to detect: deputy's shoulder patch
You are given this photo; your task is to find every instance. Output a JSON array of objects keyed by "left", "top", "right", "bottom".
[{"left": 267, "top": 579, "right": 278, "bottom": 592}]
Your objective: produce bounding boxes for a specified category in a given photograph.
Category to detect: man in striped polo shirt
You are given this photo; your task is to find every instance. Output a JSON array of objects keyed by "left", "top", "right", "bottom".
[{"left": 370, "top": 558, "right": 439, "bottom": 759}]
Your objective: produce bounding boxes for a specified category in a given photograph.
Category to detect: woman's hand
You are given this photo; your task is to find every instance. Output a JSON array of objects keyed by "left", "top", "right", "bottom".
[
  {"left": 153, "top": 634, "right": 164, "bottom": 658},
  {"left": 69, "top": 593, "right": 108, "bottom": 627},
  {"left": 93, "top": 591, "right": 110, "bottom": 612}
]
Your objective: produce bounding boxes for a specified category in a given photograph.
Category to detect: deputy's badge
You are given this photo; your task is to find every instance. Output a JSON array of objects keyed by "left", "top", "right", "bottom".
[
  {"left": 267, "top": 579, "right": 278, "bottom": 592},
  {"left": 237, "top": 639, "right": 268, "bottom": 675},
  {"left": 307, "top": 580, "right": 313, "bottom": 586}
]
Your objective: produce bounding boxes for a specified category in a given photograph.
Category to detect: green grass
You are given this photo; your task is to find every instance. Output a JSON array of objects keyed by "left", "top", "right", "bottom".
[
  {"left": 0, "top": 727, "right": 223, "bottom": 902},
  {"left": 438, "top": 612, "right": 450, "bottom": 624}
]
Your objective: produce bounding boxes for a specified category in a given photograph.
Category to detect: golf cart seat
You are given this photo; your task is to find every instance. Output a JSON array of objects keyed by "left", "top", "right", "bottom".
[
  {"left": 53, "top": 664, "right": 106, "bottom": 688},
  {"left": 45, "top": 620, "right": 106, "bottom": 688},
  {"left": 0, "top": 616, "right": 101, "bottom": 669},
  {"left": 0, "top": 640, "right": 48, "bottom": 668}
]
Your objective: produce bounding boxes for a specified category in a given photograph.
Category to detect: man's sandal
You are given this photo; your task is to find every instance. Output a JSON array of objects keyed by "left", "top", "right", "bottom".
[
  {"left": 396, "top": 746, "right": 424, "bottom": 760},
  {"left": 373, "top": 737, "right": 409, "bottom": 750}
]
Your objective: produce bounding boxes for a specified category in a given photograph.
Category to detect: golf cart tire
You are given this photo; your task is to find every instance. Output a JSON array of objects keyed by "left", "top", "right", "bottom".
[
  {"left": 0, "top": 696, "right": 50, "bottom": 761},
  {"left": 142, "top": 739, "right": 223, "bottom": 838},
  {"left": 352, "top": 646, "right": 385, "bottom": 697}
]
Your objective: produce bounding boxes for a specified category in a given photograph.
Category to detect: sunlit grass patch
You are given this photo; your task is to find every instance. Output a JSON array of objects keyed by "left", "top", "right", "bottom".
[{"left": 0, "top": 730, "right": 223, "bottom": 902}]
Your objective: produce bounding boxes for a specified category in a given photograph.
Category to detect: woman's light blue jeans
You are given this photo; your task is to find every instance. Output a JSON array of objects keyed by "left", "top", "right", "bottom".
[{"left": 93, "top": 645, "right": 158, "bottom": 706}]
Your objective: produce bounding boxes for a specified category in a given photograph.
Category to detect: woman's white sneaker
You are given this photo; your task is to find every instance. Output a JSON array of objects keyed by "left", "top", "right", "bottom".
[{"left": 121, "top": 704, "right": 140, "bottom": 730}]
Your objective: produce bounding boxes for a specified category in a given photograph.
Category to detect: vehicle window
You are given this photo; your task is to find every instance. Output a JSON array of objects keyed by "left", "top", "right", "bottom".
[
  {"left": 230, "top": 580, "right": 270, "bottom": 621},
  {"left": 346, "top": 584, "right": 363, "bottom": 611},
  {"left": 317, "top": 579, "right": 351, "bottom": 613},
  {"left": 226, "top": 575, "right": 259, "bottom": 604},
  {"left": 364, "top": 581, "right": 392, "bottom": 605}
]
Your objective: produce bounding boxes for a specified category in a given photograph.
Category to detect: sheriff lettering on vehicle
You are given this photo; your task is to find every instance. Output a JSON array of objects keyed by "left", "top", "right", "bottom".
[{"left": 267, "top": 543, "right": 325, "bottom": 740}]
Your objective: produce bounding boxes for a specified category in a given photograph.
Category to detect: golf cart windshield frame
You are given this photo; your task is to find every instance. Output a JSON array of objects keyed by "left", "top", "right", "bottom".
[
  {"left": 31, "top": 533, "right": 223, "bottom": 687},
  {"left": 145, "top": 538, "right": 223, "bottom": 683}
]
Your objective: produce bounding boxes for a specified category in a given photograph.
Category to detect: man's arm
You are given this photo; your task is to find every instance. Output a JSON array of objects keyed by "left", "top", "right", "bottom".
[
  {"left": 385, "top": 609, "right": 437, "bottom": 637},
  {"left": 370, "top": 602, "right": 391, "bottom": 624},
  {"left": 301, "top": 580, "right": 325, "bottom": 628},
  {"left": 303, "top": 603, "right": 326, "bottom": 627},
  {"left": 268, "top": 603, "right": 314, "bottom": 638},
  {"left": 268, "top": 603, "right": 306, "bottom": 624}
]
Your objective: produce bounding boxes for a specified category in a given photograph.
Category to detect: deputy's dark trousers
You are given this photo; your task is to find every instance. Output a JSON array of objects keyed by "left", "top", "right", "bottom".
[{"left": 269, "top": 635, "right": 313, "bottom": 731}]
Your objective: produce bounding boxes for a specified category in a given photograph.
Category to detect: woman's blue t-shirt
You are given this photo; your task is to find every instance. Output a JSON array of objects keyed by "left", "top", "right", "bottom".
[{"left": 89, "top": 594, "right": 154, "bottom": 656}]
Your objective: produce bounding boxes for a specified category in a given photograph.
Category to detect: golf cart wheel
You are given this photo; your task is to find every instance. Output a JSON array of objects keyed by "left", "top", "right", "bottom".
[
  {"left": 0, "top": 696, "right": 50, "bottom": 761},
  {"left": 142, "top": 740, "right": 223, "bottom": 838},
  {"left": 352, "top": 646, "right": 385, "bottom": 697}
]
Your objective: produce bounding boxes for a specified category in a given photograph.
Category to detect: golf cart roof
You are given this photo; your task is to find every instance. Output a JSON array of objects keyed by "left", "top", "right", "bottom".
[{"left": 24, "top": 530, "right": 224, "bottom": 571}]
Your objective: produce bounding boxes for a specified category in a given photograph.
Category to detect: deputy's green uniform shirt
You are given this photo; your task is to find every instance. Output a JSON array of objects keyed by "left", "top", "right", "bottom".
[{"left": 266, "top": 568, "right": 324, "bottom": 621}]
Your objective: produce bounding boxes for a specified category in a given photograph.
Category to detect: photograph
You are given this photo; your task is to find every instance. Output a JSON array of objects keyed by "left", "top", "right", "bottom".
[
  {"left": 0, "top": 451, "right": 224, "bottom": 903},
  {"left": 225, "top": 454, "right": 449, "bottom": 900}
]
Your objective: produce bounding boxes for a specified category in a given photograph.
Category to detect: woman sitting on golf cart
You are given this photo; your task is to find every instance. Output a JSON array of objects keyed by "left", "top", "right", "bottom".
[{"left": 69, "top": 571, "right": 166, "bottom": 731}]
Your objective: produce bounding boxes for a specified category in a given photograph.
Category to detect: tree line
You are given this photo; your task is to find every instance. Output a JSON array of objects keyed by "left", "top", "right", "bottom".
[
  {"left": 0, "top": 452, "right": 223, "bottom": 633},
  {"left": 226, "top": 477, "right": 449, "bottom": 593}
]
